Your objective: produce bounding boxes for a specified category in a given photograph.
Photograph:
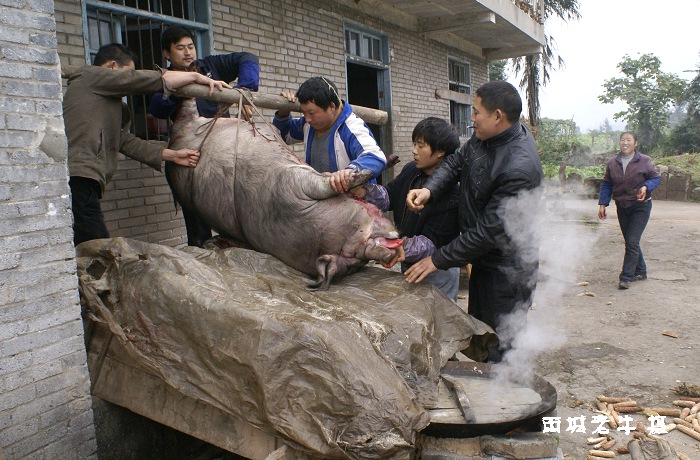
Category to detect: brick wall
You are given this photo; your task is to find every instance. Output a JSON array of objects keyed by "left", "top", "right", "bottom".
[
  {"left": 0, "top": 0, "right": 501, "bottom": 456},
  {"left": 216, "top": 0, "right": 487, "bottom": 171},
  {"left": 53, "top": 0, "right": 488, "bottom": 248},
  {"left": 0, "top": 1, "right": 97, "bottom": 459}
]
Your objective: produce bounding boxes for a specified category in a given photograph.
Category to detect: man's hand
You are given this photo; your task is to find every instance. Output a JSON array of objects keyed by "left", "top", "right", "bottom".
[
  {"left": 329, "top": 168, "right": 355, "bottom": 193},
  {"left": 598, "top": 204, "right": 607, "bottom": 220},
  {"left": 276, "top": 92, "right": 297, "bottom": 117},
  {"left": 406, "top": 188, "right": 431, "bottom": 212},
  {"left": 163, "top": 148, "right": 200, "bottom": 168},
  {"left": 404, "top": 256, "right": 437, "bottom": 284},
  {"left": 192, "top": 73, "right": 231, "bottom": 95},
  {"left": 636, "top": 186, "right": 648, "bottom": 201},
  {"left": 163, "top": 70, "right": 231, "bottom": 94},
  {"left": 380, "top": 244, "right": 405, "bottom": 269}
]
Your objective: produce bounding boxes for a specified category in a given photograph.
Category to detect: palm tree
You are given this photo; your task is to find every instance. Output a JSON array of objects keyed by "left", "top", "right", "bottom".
[{"left": 512, "top": 0, "right": 581, "bottom": 131}]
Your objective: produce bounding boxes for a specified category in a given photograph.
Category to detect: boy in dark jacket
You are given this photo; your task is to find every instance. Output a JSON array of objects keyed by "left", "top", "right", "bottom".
[{"left": 356, "top": 117, "right": 461, "bottom": 299}]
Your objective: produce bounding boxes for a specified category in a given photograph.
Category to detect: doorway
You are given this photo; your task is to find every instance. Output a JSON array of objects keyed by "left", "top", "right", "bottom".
[{"left": 346, "top": 62, "right": 392, "bottom": 185}]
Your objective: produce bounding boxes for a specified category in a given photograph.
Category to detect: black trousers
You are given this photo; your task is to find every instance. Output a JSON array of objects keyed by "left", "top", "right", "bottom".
[
  {"left": 616, "top": 200, "right": 651, "bottom": 282},
  {"left": 468, "top": 265, "right": 536, "bottom": 362},
  {"left": 69, "top": 176, "right": 109, "bottom": 245}
]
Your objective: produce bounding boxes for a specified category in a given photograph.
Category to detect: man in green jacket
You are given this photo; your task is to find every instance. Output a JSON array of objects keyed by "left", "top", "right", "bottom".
[{"left": 63, "top": 43, "right": 230, "bottom": 245}]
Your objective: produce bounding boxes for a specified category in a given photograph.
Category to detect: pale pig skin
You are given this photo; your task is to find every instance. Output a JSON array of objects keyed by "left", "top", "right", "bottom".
[{"left": 166, "top": 98, "right": 402, "bottom": 289}]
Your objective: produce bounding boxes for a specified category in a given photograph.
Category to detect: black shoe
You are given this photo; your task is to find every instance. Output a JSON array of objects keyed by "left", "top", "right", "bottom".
[
  {"left": 619, "top": 280, "right": 631, "bottom": 289},
  {"left": 634, "top": 274, "right": 647, "bottom": 281}
]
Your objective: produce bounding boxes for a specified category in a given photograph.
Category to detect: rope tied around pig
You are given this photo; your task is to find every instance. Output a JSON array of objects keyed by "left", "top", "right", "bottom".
[
  {"left": 193, "top": 88, "right": 295, "bottom": 155},
  {"left": 180, "top": 88, "right": 297, "bottom": 221}
]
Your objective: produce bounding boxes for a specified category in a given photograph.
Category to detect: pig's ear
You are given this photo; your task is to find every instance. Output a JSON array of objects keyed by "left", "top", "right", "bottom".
[{"left": 307, "top": 254, "right": 343, "bottom": 290}]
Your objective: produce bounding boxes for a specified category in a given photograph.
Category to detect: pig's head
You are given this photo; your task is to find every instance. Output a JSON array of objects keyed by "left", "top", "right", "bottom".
[{"left": 308, "top": 199, "right": 404, "bottom": 290}]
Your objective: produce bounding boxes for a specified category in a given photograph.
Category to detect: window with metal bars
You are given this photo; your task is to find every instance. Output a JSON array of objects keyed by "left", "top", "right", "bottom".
[
  {"left": 448, "top": 58, "right": 472, "bottom": 137},
  {"left": 84, "top": 0, "right": 211, "bottom": 140}
]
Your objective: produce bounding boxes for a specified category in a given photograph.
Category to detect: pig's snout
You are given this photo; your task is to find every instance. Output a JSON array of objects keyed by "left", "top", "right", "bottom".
[{"left": 365, "top": 236, "right": 404, "bottom": 263}]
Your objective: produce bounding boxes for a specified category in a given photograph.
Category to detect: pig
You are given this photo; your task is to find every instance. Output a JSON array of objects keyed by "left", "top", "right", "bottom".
[{"left": 165, "top": 98, "right": 404, "bottom": 290}]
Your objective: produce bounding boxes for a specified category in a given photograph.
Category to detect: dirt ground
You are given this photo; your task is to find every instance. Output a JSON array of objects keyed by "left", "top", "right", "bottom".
[{"left": 454, "top": 196, "right": 700, "bottom": 459}]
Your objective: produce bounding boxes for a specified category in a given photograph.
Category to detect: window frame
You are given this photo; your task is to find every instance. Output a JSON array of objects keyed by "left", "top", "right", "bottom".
[
  {"left": 81, "top": 0, "right": 213, "bottom": 140},
  {"left": 447, "top": 57, "right": 473, "bottom": 138},
  {"left": 343, "top": 23, "right": 389, "bottom": 69}
]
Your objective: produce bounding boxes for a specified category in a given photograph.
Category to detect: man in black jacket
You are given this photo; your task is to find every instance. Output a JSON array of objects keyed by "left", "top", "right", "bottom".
[{"left": 405, "top": 81, "right": 544, "bottom": 361}]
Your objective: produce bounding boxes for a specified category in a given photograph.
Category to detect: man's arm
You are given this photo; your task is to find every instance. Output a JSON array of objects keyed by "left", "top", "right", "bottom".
[
  {"left": 341, "top": 115, "right": 386, "bottom": 178},
  {"left": 84, "top": 67, "right": 166, "bottom": 97},
  {"left": 149, "top": 92, "right": 179, "bottom": 119},
  {"left": 119, "top": 130, "right": 167, "bottom": 171},
  {"left": 423, "top": 143, "right": 467, "bottom": 202},
  {"left": 234, "top": 53, "right": 259, "bottom": 90},
  {"left": 272, "top": 114, "right": 305, "bottom": 144},
  {"left": 148, "top": 66, "right": 232, "bottom": 120},
  {"left": 87, "top": 66, "right": 228, "bottom": 99},
  {"left": 432, "top": 170, "right": 540, "bottom": 270},
  {"left": 356, "top": 183, "right": 389, "bottom": 211},
  {"left": 202, "top": 52, "right": 260, "bottom": 90},
  {"left": 403, "top": 236, "right": 437, "bottom": 264},
  {"left": 119, "top": 130, "right": 200, "bottom": 170}
]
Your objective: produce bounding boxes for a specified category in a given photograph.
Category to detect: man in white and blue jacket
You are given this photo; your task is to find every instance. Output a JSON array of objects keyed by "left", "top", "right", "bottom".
[{"left": 273, "top": 76, "right": 386, "bottom": 193}]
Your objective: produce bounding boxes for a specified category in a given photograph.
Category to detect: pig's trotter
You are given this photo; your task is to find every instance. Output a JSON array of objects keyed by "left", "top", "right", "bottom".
[{"left": 346, "top": 170, "right": 373, "bottom": 190}]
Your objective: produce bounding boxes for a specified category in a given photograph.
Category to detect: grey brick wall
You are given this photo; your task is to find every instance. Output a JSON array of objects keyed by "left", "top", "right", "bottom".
[
  {"left": 0, "top": 0, "right": 509, "bottom": 457},
  {"left": 0, "top": 1, "right": 97, "bottom": 459},
  {"left": 219, "top": 0, "right": 487, "bottom": 173},
  {"left": 53, "top": 0, "right": 488, "bottom": 248}
]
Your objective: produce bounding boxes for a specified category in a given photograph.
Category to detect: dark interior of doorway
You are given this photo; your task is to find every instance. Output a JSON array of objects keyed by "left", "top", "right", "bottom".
[{"left": 346, "top": 62, "right": 385, "bottom": 184}]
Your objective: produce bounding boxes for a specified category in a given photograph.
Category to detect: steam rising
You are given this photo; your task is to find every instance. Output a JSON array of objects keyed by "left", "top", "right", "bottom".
[{"left": 491, "top": 188, "right": 599, "bottom": 386}]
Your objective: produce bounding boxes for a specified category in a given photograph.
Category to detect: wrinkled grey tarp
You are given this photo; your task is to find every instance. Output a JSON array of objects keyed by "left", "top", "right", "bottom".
[{"left": 77, "top": 238, "right": 495, "bottom": 459}]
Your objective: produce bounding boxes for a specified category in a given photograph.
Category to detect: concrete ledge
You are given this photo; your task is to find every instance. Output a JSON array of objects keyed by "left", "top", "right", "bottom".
[{"left": 481, "top": 433, "right": 558, "bottom": 459}]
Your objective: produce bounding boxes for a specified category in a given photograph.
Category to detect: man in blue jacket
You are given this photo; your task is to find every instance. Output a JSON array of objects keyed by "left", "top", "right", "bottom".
[
  {"left": 273, "top": 76, "right": 387, "bottom": 192},
  {"left": 149, "top": 25, "right": 260, "bottom": 247},
  {"left": 149, "top": 25, "right": 259, "bottom": 120},
  {"left": 405, "top": 81, "right": 544, "bottom": 362}
]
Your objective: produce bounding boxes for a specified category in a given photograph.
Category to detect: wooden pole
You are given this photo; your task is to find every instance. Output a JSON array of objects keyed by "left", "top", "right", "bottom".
[
  {"left": 174, "top": 84, "right": 388, "bottom": 126},
  {"left": 61, "top": 64, "right": 389, "bottom": 126}
]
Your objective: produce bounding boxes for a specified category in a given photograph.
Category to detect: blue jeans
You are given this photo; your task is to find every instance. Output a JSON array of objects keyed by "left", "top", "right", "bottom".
[
  {"left": 423, "top": 267, "right": 460, "bottom": 301},
  {"left": 616, "top": 200, "right": 652, "bottom": 282}
]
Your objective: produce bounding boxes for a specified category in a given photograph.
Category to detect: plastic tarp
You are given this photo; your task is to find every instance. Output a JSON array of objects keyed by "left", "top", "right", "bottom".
[{"left": 77, "top": 238, "right": 495, "bottom": 459}]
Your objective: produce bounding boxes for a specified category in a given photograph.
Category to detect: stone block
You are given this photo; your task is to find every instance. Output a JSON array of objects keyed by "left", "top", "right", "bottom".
[
  {"left": 667, "top": 173, "right": 690, "bottom": 192},
  {"left": 481, "top": 433, "right": 558, "bottom": 459},
  {"left": 690, "top": 186, "right": 700, "bottom": 201},
  {"left": 420, "top": 435, "right": 482, "bottom": 457}
]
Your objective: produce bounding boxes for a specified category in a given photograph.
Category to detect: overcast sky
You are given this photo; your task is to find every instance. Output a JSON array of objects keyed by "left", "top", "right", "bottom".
[{"left": 510, "top": 0, "right": 700, "bottom": 132}]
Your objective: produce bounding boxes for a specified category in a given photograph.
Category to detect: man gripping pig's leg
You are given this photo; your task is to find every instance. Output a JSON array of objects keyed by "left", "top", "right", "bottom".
[{"left": 166, "top": 98, "right": 404, "bottom": 290}]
